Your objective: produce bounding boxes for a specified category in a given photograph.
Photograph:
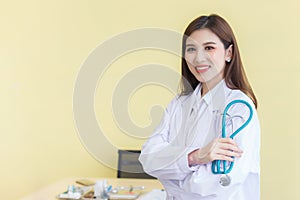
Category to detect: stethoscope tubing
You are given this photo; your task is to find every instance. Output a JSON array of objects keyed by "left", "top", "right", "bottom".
[{"left": 212, "top": 99, "right": 253, "bottom": 174}]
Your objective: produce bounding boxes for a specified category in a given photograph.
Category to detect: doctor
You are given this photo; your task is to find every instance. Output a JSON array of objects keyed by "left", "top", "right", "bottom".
[{"left": 139, "top": 14, "right": 260, "bottom": 200}]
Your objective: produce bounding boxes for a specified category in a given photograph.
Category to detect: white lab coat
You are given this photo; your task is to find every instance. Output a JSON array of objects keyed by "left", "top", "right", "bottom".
[{"left": 139, "top": 80, "right": 260, "bottom": 200}]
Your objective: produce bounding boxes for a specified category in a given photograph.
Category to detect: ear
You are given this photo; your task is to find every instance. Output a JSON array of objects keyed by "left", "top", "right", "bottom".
[{"left": 225, "top": 44, "right": 233, "bottom": 62}]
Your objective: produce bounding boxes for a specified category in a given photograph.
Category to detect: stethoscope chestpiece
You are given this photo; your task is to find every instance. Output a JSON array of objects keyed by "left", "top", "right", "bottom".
[{"left": 219, "top": 174, "right": 231, "bottom": 187}]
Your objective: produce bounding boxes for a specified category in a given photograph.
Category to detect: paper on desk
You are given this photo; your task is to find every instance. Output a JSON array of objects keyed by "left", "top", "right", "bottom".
[
  {"left": 139, "top": 189, "right": 166, "bottom": 200},
  {"left": 58, "top": 192, "right": 81, "bottom": 199}
]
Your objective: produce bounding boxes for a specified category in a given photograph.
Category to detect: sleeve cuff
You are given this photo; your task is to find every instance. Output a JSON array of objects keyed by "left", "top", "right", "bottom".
[{"left": 178, "top": 147, "right": 200, "bottom": 173}]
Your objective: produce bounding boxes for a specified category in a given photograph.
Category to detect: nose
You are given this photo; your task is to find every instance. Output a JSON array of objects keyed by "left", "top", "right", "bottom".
[{"left": 194, "top": 49, "right": 208, "bottom": 64}]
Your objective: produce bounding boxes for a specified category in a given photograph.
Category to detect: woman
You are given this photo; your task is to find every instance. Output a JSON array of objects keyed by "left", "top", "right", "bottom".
[{"left": 139, "top": 14, "right": 260, "bottom": 199}]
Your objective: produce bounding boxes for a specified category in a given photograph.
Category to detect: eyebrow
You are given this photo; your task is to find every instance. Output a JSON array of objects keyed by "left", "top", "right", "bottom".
[{"left": 186, "top": 41, "right": 217, "bottom": 46}]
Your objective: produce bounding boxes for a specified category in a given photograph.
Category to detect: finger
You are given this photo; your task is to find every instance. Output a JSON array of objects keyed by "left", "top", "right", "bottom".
[
  {"left": 213, "top": 154, "right": 234, "bottom": 162},
  {"left": 210, "top": 141, "right": 234, "bottom": 154},
  {"left": 218, "top": 138, "right": 237, "bottom": 145},
  {"left": 217, "top": 149, "right": 242, "bottom": 158},
  {"left": 219, "top": 143, "right": 243, "bottom": 153},
  {"left": 210, "top": 138, "right": 235, "bottom": 149}
]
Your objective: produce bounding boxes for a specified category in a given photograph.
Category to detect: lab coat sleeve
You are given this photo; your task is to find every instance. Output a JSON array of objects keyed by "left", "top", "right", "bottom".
[
  {"left": 181, "top": 100, "right": 260, "bottom": 197},
  {"left": 139, "top": 97, "right": 198, "bottom": 180}
]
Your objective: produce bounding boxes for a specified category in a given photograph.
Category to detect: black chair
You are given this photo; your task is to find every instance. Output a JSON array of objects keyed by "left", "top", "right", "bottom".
[{"left": 117, "top": 150, "right": 156, "bottom": 179}]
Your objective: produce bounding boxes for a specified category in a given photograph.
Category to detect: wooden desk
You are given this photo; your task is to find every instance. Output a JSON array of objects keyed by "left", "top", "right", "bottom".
[{"left": 21, "top": 178, "right": 164, "bottom": 200}]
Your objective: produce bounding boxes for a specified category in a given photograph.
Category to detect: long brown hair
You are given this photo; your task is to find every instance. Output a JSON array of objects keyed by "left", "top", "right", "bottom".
[{"left": 180, "top": 14, "right": 257, "bottom": 108}]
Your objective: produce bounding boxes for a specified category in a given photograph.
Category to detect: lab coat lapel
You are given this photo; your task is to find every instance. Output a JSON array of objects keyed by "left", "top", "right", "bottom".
[
  {"left": 171, "top": 87, "right": 199, "bottom": 146},
  {"left": 205, "top": 81, "right": 231, "bottom": 142}
]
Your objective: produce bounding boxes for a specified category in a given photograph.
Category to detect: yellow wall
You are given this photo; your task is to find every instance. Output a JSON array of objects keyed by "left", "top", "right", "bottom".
[{"left": 1, "top": 0, "right": 299, "bottom": 199}]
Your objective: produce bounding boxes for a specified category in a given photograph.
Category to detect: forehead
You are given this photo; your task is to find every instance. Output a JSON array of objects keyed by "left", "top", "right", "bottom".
[{"left": 186, "top": 28, "right": 222, "bottom": 45}]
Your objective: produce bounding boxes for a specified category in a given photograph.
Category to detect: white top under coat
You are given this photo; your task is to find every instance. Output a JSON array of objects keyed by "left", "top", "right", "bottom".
[{"left": 139, "top": 80, "right": 260, "bottom": 200}]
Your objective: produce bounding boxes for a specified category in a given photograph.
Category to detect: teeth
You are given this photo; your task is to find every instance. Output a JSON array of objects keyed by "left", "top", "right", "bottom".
[{"left": 196, "top": 66, "right": 209, "bottom": 70}]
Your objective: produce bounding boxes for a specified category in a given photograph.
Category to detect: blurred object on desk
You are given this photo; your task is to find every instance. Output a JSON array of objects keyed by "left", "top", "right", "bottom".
[{"left": 20, "top": 177, "right": 164, "bottom": 200}]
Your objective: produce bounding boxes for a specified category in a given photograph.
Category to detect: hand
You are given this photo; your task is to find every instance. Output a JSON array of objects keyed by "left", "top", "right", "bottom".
[{"left": 188, "top": 138, "right": 243, "bottom": 166}]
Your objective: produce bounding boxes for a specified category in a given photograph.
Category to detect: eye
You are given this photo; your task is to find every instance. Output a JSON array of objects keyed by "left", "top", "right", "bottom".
[
  {"left": 205, "top": 46, "right": 215, "bottom": 51},
  {"left": 186, "top": 47, "right": 196, "bottom": 52}
]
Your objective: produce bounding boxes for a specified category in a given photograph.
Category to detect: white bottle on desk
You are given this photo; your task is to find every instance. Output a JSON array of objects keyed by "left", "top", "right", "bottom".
[{"left": 94, "top": 180, "right": 108, "bottom": 199}]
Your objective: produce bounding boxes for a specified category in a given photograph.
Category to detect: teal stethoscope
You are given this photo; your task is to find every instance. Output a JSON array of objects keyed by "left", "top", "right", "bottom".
[{"left": 211, "top": 99, "right": 253, "bottom": 187}]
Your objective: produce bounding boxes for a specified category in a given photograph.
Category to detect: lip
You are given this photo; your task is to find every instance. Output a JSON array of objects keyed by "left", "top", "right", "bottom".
[{"left": 195, "top": 65, "right": 210, "bottom": 73}]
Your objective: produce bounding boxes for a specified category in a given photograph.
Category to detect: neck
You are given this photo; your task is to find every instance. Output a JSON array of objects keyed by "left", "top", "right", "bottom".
[{"left": 201, "top": 77, "right": 224, "bottom": 96}]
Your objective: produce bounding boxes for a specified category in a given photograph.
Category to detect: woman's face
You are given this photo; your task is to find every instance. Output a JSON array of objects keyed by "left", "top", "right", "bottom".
[{"left": 184, "top": 28, "right": 232, "bottom": 88}]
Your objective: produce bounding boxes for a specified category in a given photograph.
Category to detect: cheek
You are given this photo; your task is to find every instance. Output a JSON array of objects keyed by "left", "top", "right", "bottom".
[
  {"left": 184, "top": 54, "right": 193, "bottom": 64},
  {"left": 184, "top": 59, "right": 196, "bottom": 75},
  {"left": 211, "top": 53, "right": 226, "bottom": 69}
]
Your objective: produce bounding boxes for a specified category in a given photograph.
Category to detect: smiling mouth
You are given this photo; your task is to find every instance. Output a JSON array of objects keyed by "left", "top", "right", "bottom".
[{"left": 195, "top": 65, "right": 210, "bottom": 73}]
